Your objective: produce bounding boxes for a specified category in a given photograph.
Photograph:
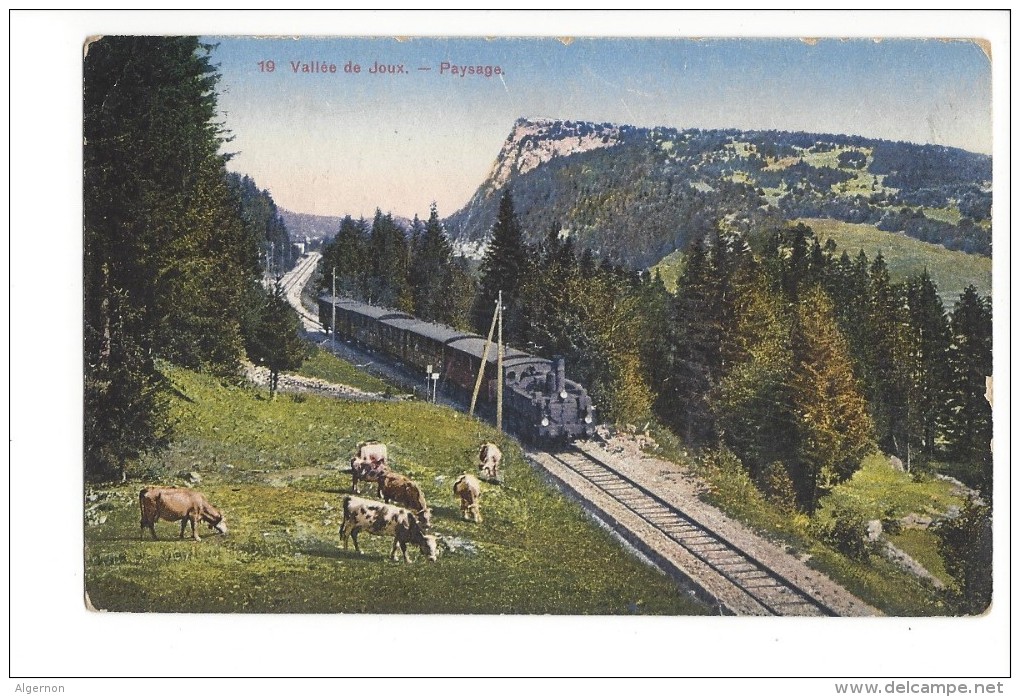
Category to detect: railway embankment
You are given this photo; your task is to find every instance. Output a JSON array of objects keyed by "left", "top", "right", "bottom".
[{"left": 543, "top": 440, "right": 882, "bottom": 617}]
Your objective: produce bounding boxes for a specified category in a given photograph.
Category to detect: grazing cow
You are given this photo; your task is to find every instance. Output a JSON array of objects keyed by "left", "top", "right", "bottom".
[
  {"left": 349, "top": 441, "right": 389, "bottom": 493},
  {"left": 139, "top": 487, "right": 227, "bottom": 541},
  {"left": 340, "top": 496, "right": 438, "bottom": 563},
  {"left": 376, "top": 471, "right": 432, "bottom": 529},
  {"left": 453, "top": 473, "right": 482, "bottom": 523},
  {"left": 349, "top": 457, "right": 389, "bottom": 495},
  {"left": 478, "top": 442, "right": 502, "bottom": 480}
]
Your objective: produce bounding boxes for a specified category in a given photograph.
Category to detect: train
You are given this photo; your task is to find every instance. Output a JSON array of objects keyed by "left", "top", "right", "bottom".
[{"left": 317, "top": 294, "right": 597, "bottom": 443}]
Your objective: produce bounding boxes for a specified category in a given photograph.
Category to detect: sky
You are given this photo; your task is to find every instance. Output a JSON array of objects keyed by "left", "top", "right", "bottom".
[{"left": 206, "top": 34, "right": 992, "bottom": 220}]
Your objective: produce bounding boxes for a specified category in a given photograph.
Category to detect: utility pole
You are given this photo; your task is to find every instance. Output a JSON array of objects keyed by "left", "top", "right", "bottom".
[
  {"left": 331, "top": 267, "right": 336, "bottom": 349},
  {"left": 496, "top": 290, "right": 504, "bottom": 433},
  {"left": 469, "top": 296, "right": 500, "bottom": 417}
]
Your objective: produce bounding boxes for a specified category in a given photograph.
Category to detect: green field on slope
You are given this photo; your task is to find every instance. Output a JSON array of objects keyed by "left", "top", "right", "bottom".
[
  {"left": 798, "top": 218, "right": 992, "bottom": 303},
  {"left": 650, "top": 219, "right": 991, "bottom": 303},
  {"left": 84, "top": 362, "right": 707, "bottom": 615}
]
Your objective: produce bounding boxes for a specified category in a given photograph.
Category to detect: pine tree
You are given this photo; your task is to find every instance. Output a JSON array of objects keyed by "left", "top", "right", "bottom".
[
  {"left": 410, "top": 203, "right": 454, "bottom": 321},
  {"left": 85, "top": 36, "right": 256, "bottom": 376},
  {"left": 247, "top": 283, "right": 310, "bottom": 396},
  {"left": 84, "top": 36, "right": 256, "bottom": 478},
  {"left": 789, "top": 285, "right": 875, "bottom": 511},
  {"left": 945, "top": 286, "right": 993, "bottom": 492},
  {"left": 862, "top": 253, "right": 909, "bottom": 457},
  {"left": 661, "top": 237, "right": 720, "bottom": 443},
  {"left": 83, "top": 287, "right": 171, "bottom": 481},
  {"left": 935, "top": 498, "right": 992, "bottom": 615},
  {"left": 319, "top": 216, "right": 369, "bottom": 298},
  {"left": 713, "top": 263, "right": 796, "bottom": 479},
  {"left": 472, "top": 189, "right": 532, "bottom": 340},
  {"left": 365, "top": 210, "right": 411, "bottom": 309},
  {"left": 901, "top": 270, "right": 951, "bottom": 464},
  {"left": 551, "top": 269, "right": 653, "bottom": 423},
  {"left": 437, "top": 256, "right": 477, "bottom": 330}
]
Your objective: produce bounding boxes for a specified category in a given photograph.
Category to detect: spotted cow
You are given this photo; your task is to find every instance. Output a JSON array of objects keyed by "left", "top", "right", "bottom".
[
  {"left": 339, "top": 496, "right": 438, "bottom": 563},
  {"left": 349, "top": 440, "right": 389, "bottom": 494}
]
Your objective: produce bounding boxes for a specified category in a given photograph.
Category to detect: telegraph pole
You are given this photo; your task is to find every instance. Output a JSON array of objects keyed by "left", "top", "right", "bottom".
[
  {"left": 496, "top": 290, "right": 504, "bottom": 433},
  {"left": 331, "top": 267, "right": 336, "bottom": 349},
  {"left": 469, "top": 296, "right": 500, "bottom": 417}
]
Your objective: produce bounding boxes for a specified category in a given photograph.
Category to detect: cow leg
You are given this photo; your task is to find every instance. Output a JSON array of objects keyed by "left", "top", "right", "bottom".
[
  {"left": 350, "top": 529, "right": 362, "bottom": 554},
  {"left": 179, "top": 518, "right": 187, "bottom": 539},
  {"left": 339, "top": 524, "right": 349, "bottom": 550},
  {"left": 392, "top": 538, "right": 411, "bottom": 563},
  {"left": 189, "top": 512, "right": 201, "bottom": 541}
]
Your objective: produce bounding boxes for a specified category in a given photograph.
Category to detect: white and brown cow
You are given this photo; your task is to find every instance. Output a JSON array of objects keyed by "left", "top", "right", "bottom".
[
  {"left": 139, "top": 487, "right": 227, "bottom": 541},
  {"left": 478, "top": 442, "right": 502, "bottom": 481},
  {"left": 453, "top": 473, "right": 482, "bottom": 523},
  {"left": 349, "top": 440, "right": 389, "bottom": 494},
  {"left": 339, "top": 496, "right": 438, "bottom": 563}
]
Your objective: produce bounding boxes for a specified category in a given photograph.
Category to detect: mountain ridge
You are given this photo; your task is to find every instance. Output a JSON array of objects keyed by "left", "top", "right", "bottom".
[{"left": 443, "top": 117, "right": 992, "bottom": 269}]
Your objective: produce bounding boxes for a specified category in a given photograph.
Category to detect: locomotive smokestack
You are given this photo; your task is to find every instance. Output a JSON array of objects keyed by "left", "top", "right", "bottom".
[{"left": 555, "top": 356, "right": 566, "bottom": 397}]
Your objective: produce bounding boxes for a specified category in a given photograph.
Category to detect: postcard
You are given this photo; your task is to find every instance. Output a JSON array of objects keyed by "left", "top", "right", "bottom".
[{"left": 11, "top": 10, "right": 1010, "bottom": 684}]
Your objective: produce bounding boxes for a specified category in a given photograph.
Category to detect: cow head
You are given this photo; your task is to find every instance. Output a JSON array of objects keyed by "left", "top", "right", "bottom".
[
  {"left": 418, "top": 507, "right": 433, "bottom": 530},
  {"left": 408, "top": 513, "right": 438, "bottom": 562},
  {"left": 203, "top": 508, "right": 228, "bottom": 535},
  {"left": 419, "top": 534, "right": 438, "bottom": 562}
]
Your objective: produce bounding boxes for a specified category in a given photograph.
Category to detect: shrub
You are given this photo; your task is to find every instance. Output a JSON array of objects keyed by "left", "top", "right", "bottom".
[
  {"left": 822, "top": 501, "right": 878, "bottom": 562},
  {"left": 757, "top": 460, "right": 798, "bottom": 513}
]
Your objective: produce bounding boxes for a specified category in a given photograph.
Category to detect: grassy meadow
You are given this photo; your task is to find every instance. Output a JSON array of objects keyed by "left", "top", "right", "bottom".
[
  {"left": 84, "top": 359, "right": 708, "bottom": 615},
  {"left": 797, "top": 218, "right": 992, "bottom": 302},
  {"left": 649, "top": 218, "right": 991, "bottom": 302}
]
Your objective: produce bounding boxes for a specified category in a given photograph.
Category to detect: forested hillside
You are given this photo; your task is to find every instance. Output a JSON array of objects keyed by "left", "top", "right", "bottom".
[
  {"left": 445, "top": 119, "right": 992, "bottom": 268},
  {"left": 84, "top": 37, "right": 303, "bottom": 481}
]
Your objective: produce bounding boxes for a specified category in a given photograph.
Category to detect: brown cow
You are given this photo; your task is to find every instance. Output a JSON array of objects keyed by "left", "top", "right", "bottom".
[
  {"left": 340, "top": 496, "right": 438, "bottom": 563},
  {"left": 376, "top": 471, "right": 432, "bottom": 529},
  {"left": 139, "top": 487, "right": 227, "bottom": 541},
  {"left": 453, "top": 473, "right": 482, "bottom": 523},
  {"left": 478, "top": 442, "right": 502, "bottom": 481}
]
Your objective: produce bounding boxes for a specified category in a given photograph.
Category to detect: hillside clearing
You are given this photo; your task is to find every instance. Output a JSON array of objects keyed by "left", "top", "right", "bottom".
[{"left": 797, "top": 218, "right": 992, "bottom": 302}]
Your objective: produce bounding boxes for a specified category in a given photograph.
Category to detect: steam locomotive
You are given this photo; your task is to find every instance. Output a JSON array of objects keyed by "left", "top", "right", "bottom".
[{"left": 317, "top": 295, "right": 596, "bottom": 443}]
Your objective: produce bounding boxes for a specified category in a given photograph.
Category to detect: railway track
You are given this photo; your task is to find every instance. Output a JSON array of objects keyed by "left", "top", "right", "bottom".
[
  {"left": 530, "top": 444, "right": 878, "bottom": 617},
  {"left": 276, "top": 252, "right": 324, "bottom": 329}
]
